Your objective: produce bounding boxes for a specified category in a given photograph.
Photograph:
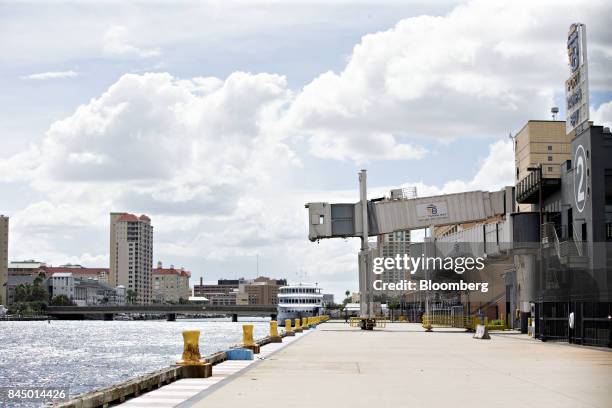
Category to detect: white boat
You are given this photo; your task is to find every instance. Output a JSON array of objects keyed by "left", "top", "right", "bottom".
[{"left": 276, "top": 283, "right": 323, "bottom": 324}]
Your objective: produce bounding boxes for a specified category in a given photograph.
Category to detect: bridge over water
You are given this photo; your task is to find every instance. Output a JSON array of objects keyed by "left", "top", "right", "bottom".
[{"left": 46, "top": 304, "right": 278, "bottom": 321}]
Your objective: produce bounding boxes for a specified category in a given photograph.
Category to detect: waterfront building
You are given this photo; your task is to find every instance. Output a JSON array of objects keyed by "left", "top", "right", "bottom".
[
  {"left": 193, "top": 276, "right": 285, "bottom": 305},
  {"left": 109, "top": 213, "right": 153, "bottom": 304},
  {"left": 152, "top": 262, "right": 191, "bottom": 303},
  {"left": 50, "top": 272, "right": 75, "bottom": 300},
  {"left": 193, "top": 283, "right": 238, "bottom": 298},
  {"left": 209, "top": 291, "right": 238, "bottom": 305},
  {"left": 7, "top": 260, "right": 47, "bottom": 276},
  {"left": 243, "top": 276, "right": 280, "bottom": 305},
  {"left": 0, "top": 215, "right": 7, "bottom": 305},
  {"left": 44, "top": 265, "right": 109, "bottom": 282},
  {"left": 73, "top": 278, "right": 116, "bottom": 306},
  {"left": 513, "top": 124, "right": 612, "bottom": 345}
]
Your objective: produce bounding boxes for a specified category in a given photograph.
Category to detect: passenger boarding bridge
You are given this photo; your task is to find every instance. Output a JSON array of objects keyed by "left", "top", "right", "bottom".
[{"left": 306, "top": 170, "right": 514, "bottom": 329}]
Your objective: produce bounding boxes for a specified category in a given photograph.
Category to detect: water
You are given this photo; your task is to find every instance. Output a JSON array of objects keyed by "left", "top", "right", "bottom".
[{"left": 0, "top": 318, "right": 270, "bottom": 406}]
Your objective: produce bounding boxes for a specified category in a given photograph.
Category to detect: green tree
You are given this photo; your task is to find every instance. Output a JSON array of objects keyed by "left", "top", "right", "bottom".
[
  {"left": 126, "top": 289, "right": 137, "bottom": 304},
  {"left": 388, "top": 298, "right": 400, "bottom": 321},
  {"left": 50, "top": 294, "right": 73, "bottom": 306},
  {"left": 14, "top": 276, "right": 48, "bottom": 303}
]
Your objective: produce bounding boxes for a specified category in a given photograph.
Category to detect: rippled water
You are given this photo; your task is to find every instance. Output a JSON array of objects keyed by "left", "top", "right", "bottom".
[{"left": 0, "top": 318, "right": 270, "bottom": 406}]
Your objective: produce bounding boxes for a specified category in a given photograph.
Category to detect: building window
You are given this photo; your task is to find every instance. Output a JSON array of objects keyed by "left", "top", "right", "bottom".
[
  {"left": 548, "top": 166, "right": 553, "bottom": 172},
  {"left": 547, "top": 145, "right": 552, "bottom": 151},
  {"left": 547, "top": 156, "right": 553, "bottom": 161}
]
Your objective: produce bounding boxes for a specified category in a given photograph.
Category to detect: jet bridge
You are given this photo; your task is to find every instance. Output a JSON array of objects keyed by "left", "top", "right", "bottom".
[
  {"left": 305, "top": 170, "right": 513, "bottom": 329},
  {"left": 307, "top": 189, "right": 511, "bottom": 241}
]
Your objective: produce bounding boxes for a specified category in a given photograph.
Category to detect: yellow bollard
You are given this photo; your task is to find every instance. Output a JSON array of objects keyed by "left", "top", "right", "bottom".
[
  {"left": 270, "top": 320, "right": 282, "bottom": 342},
  {"left": 175, "top": 330, "right": 212, "bottom": 377},
  {"left": 176, "top": 330, "right": 203, "bottom": 364},
  {"left": 285, "top": 319, "right": 295, "bottom": 336},
  {"left": 294, "top": 318, "right": 303, "bottom": 333},
  {"left": 302, "top": 317, "right": 310, "bottom": 330},
  {"left": 243, "top": 324, "right": 255, "bottom": 346},
  {"left": 242, "top": 324, "right": 260, "bottom": 354}
]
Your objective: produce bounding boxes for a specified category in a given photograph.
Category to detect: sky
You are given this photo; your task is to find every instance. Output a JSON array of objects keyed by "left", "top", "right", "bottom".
[{"left": 1, "top": 0, "right": 611, "bottom": 301}]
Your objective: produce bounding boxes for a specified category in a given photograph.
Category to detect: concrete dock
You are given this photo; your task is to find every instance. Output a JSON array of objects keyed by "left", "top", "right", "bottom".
[{"left": 181, "top": 322, "right": 611, "bottom": 408}]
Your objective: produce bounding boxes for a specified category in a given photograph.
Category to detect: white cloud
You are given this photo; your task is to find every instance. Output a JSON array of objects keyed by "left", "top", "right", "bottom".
[
  {"left": 591, "top": 101, "right": 612, "bottom": 129},
  {"left": 282, "top": 0, "right": 612, "bottom": 163},
  {"left": 2, "top": 70, "right": 300, "bottom": 268},
  {"left": 21, "top": 70, "right": 78, "bottom": 80},
  {"left": 103, "top": 25, "right": 161, "bottom": 58}
]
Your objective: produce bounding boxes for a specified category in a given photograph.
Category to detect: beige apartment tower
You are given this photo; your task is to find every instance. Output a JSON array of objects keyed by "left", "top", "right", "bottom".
[
  {"left": 109, "top": 213, "right": 153, "bottom": 304},
  {"left": 0, "top": 215, "right": 8, "bottom": 305}
]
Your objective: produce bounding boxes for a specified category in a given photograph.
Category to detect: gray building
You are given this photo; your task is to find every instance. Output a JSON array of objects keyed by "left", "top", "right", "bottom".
[{"left": 514, "top": 124, "right": 612, "bottom": 346}]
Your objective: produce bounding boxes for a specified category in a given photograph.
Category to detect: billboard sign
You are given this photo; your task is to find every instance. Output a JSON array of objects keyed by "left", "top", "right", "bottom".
[
  {"left": 416, "top": 201, "right": 448, "bottom": 221},
  {"left": 565, "top": 23, "right": 589, "bottom": 135}
]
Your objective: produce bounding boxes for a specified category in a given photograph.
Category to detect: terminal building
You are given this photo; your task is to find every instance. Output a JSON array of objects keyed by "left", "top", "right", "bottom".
[{"left": 513, "top": 123, "right": 612, "bottom": 345}]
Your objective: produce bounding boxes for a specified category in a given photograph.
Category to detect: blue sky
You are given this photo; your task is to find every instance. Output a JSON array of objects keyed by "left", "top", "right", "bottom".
[{"left": 1, "top": 0, "right": 611, "bottom": 300}]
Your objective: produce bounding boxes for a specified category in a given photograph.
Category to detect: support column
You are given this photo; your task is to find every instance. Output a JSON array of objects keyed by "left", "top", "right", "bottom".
[
  {"left": 167, "top": 313, "right": 176, "bottom": 322},
  {"left": 232, "top": 313, "right": 238, "bottom": 322}
]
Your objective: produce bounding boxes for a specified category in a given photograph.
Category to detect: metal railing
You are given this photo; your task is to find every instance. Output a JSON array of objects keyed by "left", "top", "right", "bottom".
[
  {"left": 541, "top": 223, "right": 561, "bottom": 260},
  {"left": 541, "top": 222, "right": 587, "bottom": 261}
]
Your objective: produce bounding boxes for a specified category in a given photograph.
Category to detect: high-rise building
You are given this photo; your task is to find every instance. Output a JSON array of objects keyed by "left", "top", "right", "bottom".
[
  {"left": 0, "top": 215, "right": 8, "bottom": 305},
  {"left": 375, "top": 188, "right": 415, "bottom": 296},
  {"left": 109, "top": 213, "right": 153, "bottom": 304},
  {"left": 377, "top": 230, "right": 411, "bottom": 292}
]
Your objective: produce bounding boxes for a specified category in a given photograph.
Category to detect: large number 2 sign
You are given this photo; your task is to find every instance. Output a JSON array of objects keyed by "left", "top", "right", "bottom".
[{"left": 574, "top": 145, "right": 587, "bottom": 212}]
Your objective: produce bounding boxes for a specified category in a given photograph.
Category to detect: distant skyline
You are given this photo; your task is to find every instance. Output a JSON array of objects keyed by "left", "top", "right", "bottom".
[{"left": 1, "top": 0, "right": 611, "bottom": 300}]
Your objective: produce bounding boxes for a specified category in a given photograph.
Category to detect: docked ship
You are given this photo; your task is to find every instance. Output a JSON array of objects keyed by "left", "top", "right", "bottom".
[{"left": 276, "top": 283, "right": 323, "bottom": 324}]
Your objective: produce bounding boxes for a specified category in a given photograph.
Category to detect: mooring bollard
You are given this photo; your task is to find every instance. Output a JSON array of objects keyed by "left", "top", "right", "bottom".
[
  {"left": 294, "top": 318, "right": 303, "bottom": 333},
  {"left": 285, "top": 319, "right": 295, "bottom": 336},
  {"left": 175, "top": 330, "right": 212, "bottom": 378},
  {"left": 270, "top": 320, "right": 282, "bottom": 342},
  {"left": 242, "top": 324, "right": 260, "bottom": 354},
  {"left": 302, "top": 317, "right": 310, "bottom": 330}
]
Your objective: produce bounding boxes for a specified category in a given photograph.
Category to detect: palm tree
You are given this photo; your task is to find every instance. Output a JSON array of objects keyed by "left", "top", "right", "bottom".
[{"left": 126, "top": 289, "right": 137, "bottom": 304}]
